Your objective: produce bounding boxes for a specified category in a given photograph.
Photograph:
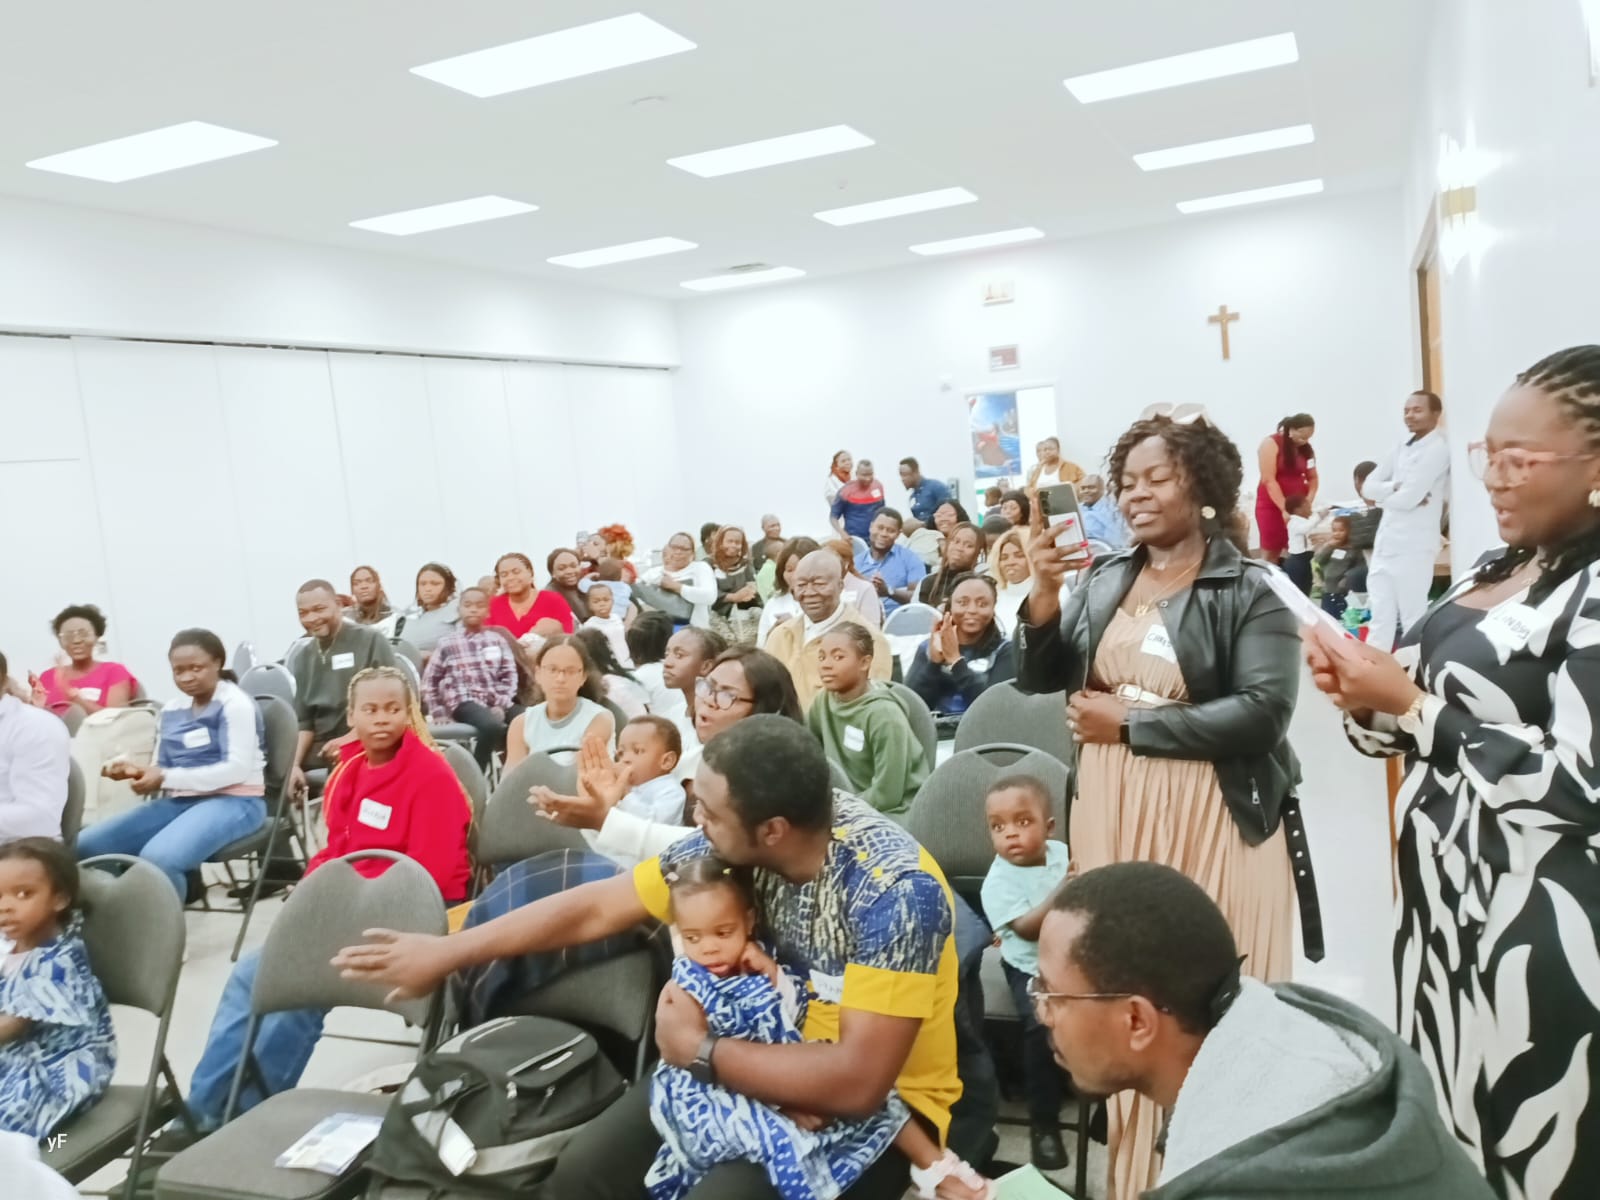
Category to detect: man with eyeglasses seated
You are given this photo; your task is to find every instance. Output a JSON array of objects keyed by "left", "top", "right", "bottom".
[
  {"left": 763, "top": 551, "right": 892, "bottom": 711},
  {"left": 1032, "top": 861, "right": 1492, "bottom": 1200},
  {"left": 1362, "top": 391, "right": 1450, "bottom": 652}
]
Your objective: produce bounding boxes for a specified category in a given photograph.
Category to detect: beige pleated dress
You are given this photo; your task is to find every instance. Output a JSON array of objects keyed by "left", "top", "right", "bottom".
[{"left": 1074, "top": 606, "right": 1295, "bottom": 1200}]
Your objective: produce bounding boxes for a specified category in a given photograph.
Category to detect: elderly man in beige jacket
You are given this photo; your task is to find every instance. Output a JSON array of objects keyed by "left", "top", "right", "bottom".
[{"left": 764, "top": 550, "right": 893, "bottom": 710}]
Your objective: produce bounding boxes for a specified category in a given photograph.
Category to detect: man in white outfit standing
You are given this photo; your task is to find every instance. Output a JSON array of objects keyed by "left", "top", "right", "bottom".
[{"left": 1363, "top": 390, "right": 1450, "bottom": 651}]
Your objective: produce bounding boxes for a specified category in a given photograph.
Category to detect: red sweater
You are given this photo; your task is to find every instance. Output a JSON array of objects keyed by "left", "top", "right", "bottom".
[
  {"left": 487, "top": 590, "right": 576, "bottom": 638},
  {"left": 310, "top": 731, "right": 473, "bottom": 904}
]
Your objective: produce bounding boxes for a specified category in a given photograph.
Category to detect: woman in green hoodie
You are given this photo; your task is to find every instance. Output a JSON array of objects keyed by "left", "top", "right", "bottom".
[{"left": 807, "top": 624, "right": 930, "bottom": 819}]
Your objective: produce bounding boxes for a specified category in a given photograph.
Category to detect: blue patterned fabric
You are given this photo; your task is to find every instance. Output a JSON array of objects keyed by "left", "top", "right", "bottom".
[
  {"left": 646, "top": 956, "right": 907, "bottom": 1200},
  {"left": 0, "top": 915, "right": 116, "bottom": 1139}
]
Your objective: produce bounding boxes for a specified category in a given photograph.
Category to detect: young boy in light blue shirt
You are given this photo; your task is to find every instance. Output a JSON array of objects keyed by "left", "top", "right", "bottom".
[{"left": 979, "top": 774, "right": 1072, "bottom": 1170}]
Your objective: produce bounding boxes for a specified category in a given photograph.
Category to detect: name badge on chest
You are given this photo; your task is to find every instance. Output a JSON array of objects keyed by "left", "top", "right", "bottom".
[
  {"left": 357, "top": 798, "right": 393, "bottom": 830},
  {"left": 181, "top": 727, "right": 211, "bottom": 749},
  {"left": 1477, "top": 602, "right": 1538, "bottom": 655},
  {"left": 842, "top": 725, "right": 866, "bottom": 752},
  {"left": 1140, "top": 623, "right": 1178, "bottom": 664},
  {"left": 331, "top": 652, "right": 356, "bottom": 670},
  {"left": 809, "top": 969, "right": 844, "bottom": 1004},
  {"left": 1332, "top": 548, "right": 1348, "bottom": 560}
]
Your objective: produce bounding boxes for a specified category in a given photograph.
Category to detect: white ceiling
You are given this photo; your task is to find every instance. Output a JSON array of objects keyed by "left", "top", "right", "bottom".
[{"left": 0, "top": 1, "right": 1429, "bottom": 300}]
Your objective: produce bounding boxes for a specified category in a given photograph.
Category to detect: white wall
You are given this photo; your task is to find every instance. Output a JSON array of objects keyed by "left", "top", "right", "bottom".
[
  {"left": 1402, "top": 0, "right": 1600, "bottom": 568},
  {"left": 0, "top": 193, "right": 677, "bottom": 368},
  {"left": 0, "top": 335, "right": 684, "bottom": 691},
  {"left": 673, "top": 189, "right": 1413, "bottom": 540}
]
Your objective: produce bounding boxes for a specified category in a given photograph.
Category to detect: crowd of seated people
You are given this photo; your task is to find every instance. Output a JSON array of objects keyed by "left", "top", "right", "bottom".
[{"left": 1, "top": 423, "right": 1528, "bottom": 1200}]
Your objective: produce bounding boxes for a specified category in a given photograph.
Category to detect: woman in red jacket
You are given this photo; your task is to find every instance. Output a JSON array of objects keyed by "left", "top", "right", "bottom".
[
  {"left": 182, "top": 666, "right": 471, "bottom": 1131},
  {"left": 486, "top": 551, "right": 576, "bottom": 639}
]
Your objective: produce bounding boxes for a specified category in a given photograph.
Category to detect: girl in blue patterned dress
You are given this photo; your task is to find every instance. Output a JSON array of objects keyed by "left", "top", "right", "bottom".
[
  {"left": 647, "top": 857, "right": 990, "bottom": 1200},
  {"left": 0, "top": 838, "right": 116, "bottom": 1140}
]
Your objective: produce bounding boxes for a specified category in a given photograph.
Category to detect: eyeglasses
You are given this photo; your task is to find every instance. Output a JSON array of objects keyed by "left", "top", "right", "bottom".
[
  {"left": 1025, "top": 974, "right": 1152, "bottom": 1019},
  {"left": 1138, "top": 402, "right": 1211, "bottom": 427},
  {"left": 695, "top": 677, "right": 754, "bottom": 711},
  {"left": 540, "top": 664, "right": 583, "bottom": 680},
  {"left": 1467, "top": 442, "right": 1595, "bottom": 486}
]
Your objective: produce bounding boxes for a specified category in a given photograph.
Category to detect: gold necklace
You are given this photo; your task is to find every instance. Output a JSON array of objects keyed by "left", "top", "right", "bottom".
[{"left": 1130, "top": 561, "right": 1201, "bottom": 617}]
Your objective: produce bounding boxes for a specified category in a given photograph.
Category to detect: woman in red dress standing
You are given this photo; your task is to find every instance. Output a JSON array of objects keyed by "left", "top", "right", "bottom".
[{"left": 1254, "top": 413, "right": 1318, "bottom": 563}]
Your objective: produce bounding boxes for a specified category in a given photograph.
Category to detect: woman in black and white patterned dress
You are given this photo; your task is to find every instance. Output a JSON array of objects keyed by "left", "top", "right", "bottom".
[{"left": 1305, "top": 346, "right": 1600, "bottom": 1200}]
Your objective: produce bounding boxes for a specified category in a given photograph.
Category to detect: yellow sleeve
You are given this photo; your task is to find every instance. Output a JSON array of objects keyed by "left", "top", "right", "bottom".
[
  {"left": 841, "top": 962, "right": 939, "bottom": 1019},
  {"left": 632, "top": 857, "right": 672, "bottom": 924}
]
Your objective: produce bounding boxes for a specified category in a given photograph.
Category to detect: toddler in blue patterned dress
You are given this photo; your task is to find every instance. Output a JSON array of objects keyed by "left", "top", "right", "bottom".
[
  {"left": 646, "top": 856, "right": 991, "bottom": 1200},
  {"left": 0, "top": 838, "right": 116, "bottom": 1140}
]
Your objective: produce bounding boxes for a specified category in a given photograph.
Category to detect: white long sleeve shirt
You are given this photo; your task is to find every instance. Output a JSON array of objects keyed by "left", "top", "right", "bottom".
[
  {"left": 0, "top": 694, "right": 70, "bottom": 841},
  {"left": 1366, "top": 429, "right": 1450, "bottom": 557},
  {"left": 641, "top": 561, "right": 718, "bottom": 629}
]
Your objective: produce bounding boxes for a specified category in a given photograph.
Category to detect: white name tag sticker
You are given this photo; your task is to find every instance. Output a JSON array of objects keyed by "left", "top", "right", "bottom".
[
  {"left": 484, "top": 646, "right": 502, "bottom": 662},
  {"left": 809, "top": 969, "right": 844, "bottom": 1004},
  {"left": 1478, "top": 603, "right": 1538, "bottom": 654},
  {"left": 181, "top": 727, "right": 211, "bottom": 749},
  {"left": 1306, "top": 458, "right": 1316, "bottom": 468},
  {"left": 1332, "top": 548, "right": 1348, "bottom": 560},
  {"left": 331, "top": 652, "right": 356, "bottom": 670},
  {"left": 357, "top": 798, "right": 393, "bottom": 830},
  {"left": 1140, "top": 623, "right": 1178, "bottom": 664},
  {"left": 78, "top": 686, "right": 102, "bottom": 701},
  {"left": 842, "top": 725, "right": 866, "bottom": 752}
]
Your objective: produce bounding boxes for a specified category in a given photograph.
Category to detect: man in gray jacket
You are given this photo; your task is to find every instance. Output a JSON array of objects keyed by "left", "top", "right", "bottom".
[{"left": 1034, "top": 863, "right": 1492, "bottom": 1199}]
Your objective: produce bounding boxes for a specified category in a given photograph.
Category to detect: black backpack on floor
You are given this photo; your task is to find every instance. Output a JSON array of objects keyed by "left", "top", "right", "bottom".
[{"left": 363, "top": 1015, "right": 625, "bottom": 1198}]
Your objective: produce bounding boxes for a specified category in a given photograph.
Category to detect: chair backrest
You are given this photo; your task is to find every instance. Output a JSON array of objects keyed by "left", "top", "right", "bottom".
[
  {"left": 233, "top": 641, "right": 257, "bottom": 676},
  {"left": 253, "top": 694, "right": 299, "bottom": 811},
  {"left": 907, "top": 744, "right": 1072, "bottom": 898},
  {"left": 61, "top": 759, "right": 86, "bottom": 848},
  {"left": 850, "top": 535, "right": 869, "bottom": 559},
  {"left": 883, "top": 602, "right": 940, "bottom": 637},
  {"left": 390, "top": 638, "right": 422, "bottom": 670},
  {"left": 885, "top": 681, "right": 939, "bottom": 764},
  {"left": 240, "top": 663, "right": 295, "bottom": 706},
  {"left": 953, "top": 683, "right": 1074, "bottom": 765},
  {"left": 395, "top": 655, "right": 423, "bottom": 693},
  {"left": 512, "top": 947, "right": 661, "bottom": 1080},
  {"left": 250, "top": 852, "right": 445, "bottom": 1024},
  {"left": 477, "top": 753, "right": 588, "bottom": 867},
  {"left": 441, "top": 742, "right": 489, "bottom": 827},
  {"left": 78, "top": 856, "right": 185, "bottom": 1015}
]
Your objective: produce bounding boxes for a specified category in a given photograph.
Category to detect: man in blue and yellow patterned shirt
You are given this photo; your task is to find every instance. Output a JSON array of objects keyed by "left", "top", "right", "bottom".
[{"left": 334, "top": 715, "right": 961, "bottom": 1199}]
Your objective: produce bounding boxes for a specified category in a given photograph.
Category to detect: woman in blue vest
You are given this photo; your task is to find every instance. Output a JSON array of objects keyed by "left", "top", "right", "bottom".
[{"left": 78, "top": 629, "right": 265, "bottom": 899}]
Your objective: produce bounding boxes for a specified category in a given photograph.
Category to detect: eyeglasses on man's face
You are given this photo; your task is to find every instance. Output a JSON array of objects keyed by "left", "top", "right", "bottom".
[{"left": 1025, "top": 973, "right": 1154, "bottom": 1020}]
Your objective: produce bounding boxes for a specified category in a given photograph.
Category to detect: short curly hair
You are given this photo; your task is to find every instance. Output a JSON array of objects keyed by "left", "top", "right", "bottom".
[
  {"left": 1107, "top": 416, "right": 1244, "bottom": 542},
  {"left": 52, "top": 603, "right": 107, "bottom": 638}
]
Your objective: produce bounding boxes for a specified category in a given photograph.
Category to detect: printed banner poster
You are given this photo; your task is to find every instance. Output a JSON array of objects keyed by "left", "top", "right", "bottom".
[{"left": 969, "top": 391, "right": 1022, "bottom": 479}]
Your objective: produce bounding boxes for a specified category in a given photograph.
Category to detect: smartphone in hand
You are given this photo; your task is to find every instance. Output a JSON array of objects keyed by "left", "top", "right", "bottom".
[{"left": 1039, "top": 482, "right": 1089, "bottom": 551}]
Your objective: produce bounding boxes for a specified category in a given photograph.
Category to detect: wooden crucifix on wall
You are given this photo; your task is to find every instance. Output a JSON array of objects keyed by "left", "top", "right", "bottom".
[{"left": 1208, "top": 304, "right": 1240, "bottom": 360}]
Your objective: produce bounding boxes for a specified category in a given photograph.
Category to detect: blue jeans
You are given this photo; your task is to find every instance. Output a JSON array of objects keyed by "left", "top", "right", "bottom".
[
  {"left": 76, "top": 794, "right": 267, "bottom": 899},
  {"left": 1003, "top": 960, "right": 1065, "bottom": 1128},
  {"left": 187, "top": 948, "right": 327, "bottom": 1129}
]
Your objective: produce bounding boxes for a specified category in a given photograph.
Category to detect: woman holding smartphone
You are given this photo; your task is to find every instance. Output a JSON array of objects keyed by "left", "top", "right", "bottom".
[{"left": 1014, "top": 405, "right": 1305, "bottom": 1200}]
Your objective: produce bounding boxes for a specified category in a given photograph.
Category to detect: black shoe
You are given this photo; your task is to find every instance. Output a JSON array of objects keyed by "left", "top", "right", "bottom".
[{"left": 1030, "top": 1126, "right": 1069, "bottom": 1171}]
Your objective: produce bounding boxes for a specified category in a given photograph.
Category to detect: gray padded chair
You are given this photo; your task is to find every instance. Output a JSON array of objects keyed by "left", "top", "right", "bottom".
[
  {"left": 441, "top": 741, "right": 489, "bottom": 882},
  {"left": 205, "top": 695, "right": 302, "bottom": 960},
  {"left": 503, "top": 947, "right": 662, "bottom": 1082},
  {"left": 905, "top": 743, "right": 1070, "bottom": 900},
  {"left": 239, "top": 663, "right": 295, "bottom": 707},
  {"left": 883, "top": 601, "right": 940, "bottom": 637},
  {"left": 155, "top": 852, "right": 447, "bottom": 1200},
  {"left": 388, "top": 637, "right": 422, "bottom": 670},
  {"left": 46, "top": 857, "right": 189, "bottom": 1193},
  {"left": 885, "top": 681, "right": 939, "bottom": 765},
  {"left": 953, "top": 682, "right": 1074, "bottom": 766},
  {"left": 233, "top": 641, "right": 257, "bottom": 676},
  {"left": 61, "top": 758, "right": 86, "bottom": 848},
  {"left": 476, "top": 752, "right": 587, "bottom": 869}
]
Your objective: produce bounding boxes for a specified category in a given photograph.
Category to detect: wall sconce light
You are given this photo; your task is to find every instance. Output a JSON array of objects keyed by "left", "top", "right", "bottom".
[
  {"left": 1436, "top": 135, "right": 1487, "bottom": 271},
  {"left": 1584, "top": 0, "right": 1600, "bottom": 84}
]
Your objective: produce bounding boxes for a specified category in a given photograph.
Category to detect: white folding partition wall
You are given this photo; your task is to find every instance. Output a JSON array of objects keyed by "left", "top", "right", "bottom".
[{"left": 0, "top": 334, "right": 681, "bottom": 694}]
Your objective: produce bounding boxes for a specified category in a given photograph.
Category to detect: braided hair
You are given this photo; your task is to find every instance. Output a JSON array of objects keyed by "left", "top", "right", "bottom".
[
  {"left": 344, "top": 665, "right": 437, "bottom": 750},
  {"left": 1107, "top": 415, "right": 1246, "bottom": 551},
  {"left": 1476, "top": 345, "right": 1600, "bottom": 602}
]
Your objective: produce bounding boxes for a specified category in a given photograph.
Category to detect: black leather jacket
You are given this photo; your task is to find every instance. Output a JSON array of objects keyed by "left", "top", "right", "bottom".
[{"left": 1015, "top": 536, "right": 1302, "bottom": 845}]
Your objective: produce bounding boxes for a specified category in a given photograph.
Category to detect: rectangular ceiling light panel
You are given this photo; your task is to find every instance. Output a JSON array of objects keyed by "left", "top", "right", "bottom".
[
  {"left": 412, "top": 13, "right": 695, "bottom": 97},
  {"left": 668, "top": 125, "right": 874, "bottom": 177},
  {"left": 814, "top": 187, "right": 977, "bottom": 226},
  {"left": 1176, "top": 178, "right": 1324, "bottom": 214},
  {"left": 681, "top": 266, "right": 806, "bottom": 291},
  {"left": 548, "top": 236, "right": 697, "bottom": 268},
  {"left": 26, "top": 121, "right": 276, "bottom": 182},
  {"left": 1064, "top": 33, "right": 1299, "bottom": 103},
  {"left": 908, "top": 227, "right": 1045, "bottom": 256},
  {"left": 1134, "top": 124, "right": 1313, "bottom": 171},
  {"left": 350, "top": 195, "right": 537, "bottom": 235}
]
